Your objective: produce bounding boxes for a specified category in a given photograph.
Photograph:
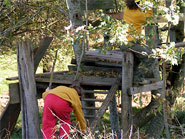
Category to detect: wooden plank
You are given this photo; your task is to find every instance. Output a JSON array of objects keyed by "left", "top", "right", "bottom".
[
  {"left": 9, "top": 83, "right": 20, "bottom": 104},
  {"left": 0, "top": 102, "right": 21, "bottom": 139},
  {"left": 90, "top": 75, "right": 121, "bottom": 132},
  {"left": 129, "top": 81, "right": 163, "bottom": 95},
  {"left": 95, "top": 61, "right": 122, "bottom": 67},
  {"left": 68, "top": 65, "right": 122, "bottom": 73},
  {"left": 80, "top": 0, "right": 114, "bottom": 10},
  {"left": 86, "top": 50, "right": 122, "bottom": 62},
  {"left": 35, "top": 75, "right": 118, "bottom": 87},
  {"left": 6, "top": 71, "right": 69, "bottom": 81},
  {"left": 121, "top": 51, "right": 134, "bottom": 138},
  {"left": 17, "top": 41, "right": 42, "bottom": 138},
  {"left": 34, "top": 37, "right": 53, "bottom": 72},
  {"left": 85, "top": 55, "right": 122, "bottom": 63}
]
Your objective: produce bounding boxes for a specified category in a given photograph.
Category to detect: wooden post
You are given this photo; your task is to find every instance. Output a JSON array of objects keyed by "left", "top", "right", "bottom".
[
  {"left": 121, "top": 51, "right": 133, "bottom": 138},
  {"left": 109, "top": 95, "right": 120, "bottom": 135},
  {"left": 17, "top": 41, "right": 42, "bottom": 139}
]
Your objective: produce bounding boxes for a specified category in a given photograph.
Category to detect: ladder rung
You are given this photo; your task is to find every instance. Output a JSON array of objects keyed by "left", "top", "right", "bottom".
[
  {"left": 82, "top": 107, "right": 100, "bottom": 110},
  {"left": 71, "top": 114, "right": 95, "bottom": 119},
  {"left": 81, "top": 98, "right": 104, "bottom": 102},
  {"left": 84, "top": 90, "right": 109, "bottom": 94}
]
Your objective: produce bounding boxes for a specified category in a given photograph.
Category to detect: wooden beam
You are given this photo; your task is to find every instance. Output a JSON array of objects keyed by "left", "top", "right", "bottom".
[
  {"left": 0, "top": 102, "right": 21, "bottom": 139},
  {"left": 85, "top": 50, "right": 122, "bottom": 63},
  {"left": 90, "top": 75, "right": 121, "bottom": 132},
  {"left": 17, "top": 41, "right": 42, "bottom": 138},
  {"left": 68, "top": 65, "right": 122, "bottom": 73},
  {"left": 34, "top": 37, "right": 53, "bottom": 72},
  {"left": 35, "top": 74, "right": 118, "bottom": 87},
  {"left": 121, "top": 51, "right": 134, "bottom": 138},
  {"left": 129, "top": 81, "right": 163, "bottom": 95}
]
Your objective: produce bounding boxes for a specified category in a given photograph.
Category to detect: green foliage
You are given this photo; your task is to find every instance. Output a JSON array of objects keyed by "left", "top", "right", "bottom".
[
  {"left": 88, "top": 12, "right": 129, "bottom": 50},
  {"left": 0, "top": 54, "right": 17, "bottom": 94},
  {"left": 4, "top": 0, "right": 11, "bottom": 7}
]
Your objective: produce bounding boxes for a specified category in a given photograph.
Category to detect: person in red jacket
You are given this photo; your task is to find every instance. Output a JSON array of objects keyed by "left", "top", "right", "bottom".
[
  {"left": 42, "top": 81, "right": 87, "bottom": 139},
  {"left": 107, "top": 0, "right": 155, "bottom": 82}
]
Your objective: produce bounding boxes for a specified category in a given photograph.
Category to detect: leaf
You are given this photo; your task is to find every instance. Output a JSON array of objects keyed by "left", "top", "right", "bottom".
[{"left": 4, "top": 0, "right": 11, "bottom": 7}]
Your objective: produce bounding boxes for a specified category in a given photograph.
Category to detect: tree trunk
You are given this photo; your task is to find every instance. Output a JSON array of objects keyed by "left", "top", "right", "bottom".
[
  {"left": 65, "top": 0, "right": 84, "bottom": 65},
  {"left": 146, "top": 113, "right": 164, "bottom": 139},
  {"left": 17, "top": 41, "right": 42, "bottom": 139}
]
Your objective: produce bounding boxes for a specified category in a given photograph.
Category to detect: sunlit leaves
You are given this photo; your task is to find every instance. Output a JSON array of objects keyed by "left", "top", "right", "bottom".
[
  {"left": 158, "top": 5, "right": 180, "bottom": 25},
  {"left": 90, "top": 13, "right": 129, "bottom": 48},
  {"left": 152, "top": 42, "right": 184, "bottom": 65}
]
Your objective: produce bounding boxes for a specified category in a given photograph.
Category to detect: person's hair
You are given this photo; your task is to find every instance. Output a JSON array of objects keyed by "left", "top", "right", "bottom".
[
  {"left": 125, "top": 0, "right": 139, "bottom": 9},
  {"left": 70, "top": 80, "right": 82, "bottom": 96}
]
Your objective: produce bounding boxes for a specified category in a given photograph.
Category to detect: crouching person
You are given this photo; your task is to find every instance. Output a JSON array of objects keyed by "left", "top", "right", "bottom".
[{"left": 42, "top": 81, "right": 87, "bottom": 139}]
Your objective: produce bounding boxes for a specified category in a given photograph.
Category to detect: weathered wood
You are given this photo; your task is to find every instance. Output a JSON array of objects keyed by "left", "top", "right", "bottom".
[
  {"left": 68, "top": 65, "right": 122, "bottom": 73},
  {"left": 80, "top": 0, "right": 114, "bottom": 10},
  {"left": 82, "top": 87, "right": 96, "bottom": 120},
  {"left": 174, "top": 42, "right": 185, "bottom": 48},
  {"left": 6, "top": 71, "right": 70, "bottom": 81},
  {"left": 71, "top": 58, "right": 122, "bottom": 68},
  {"left": 17, "top": 41, "right": 42, "bottom": 138},
  {"left": 93, "top": 61, "right": 122, "bottom": 67},
  {"left": 35, "top": 75, "right": 118, "bottom": 87},
  {"left": 33, "top": 37, "right": 53, "bottom": 72},
  {"left": 129, "top": 81, "right": 163, "bottom": 95},
  {"left": 109, "top": 95, "right": 120, "bottom": 136},
  {"left": 90, "top": 75, "right": 121, "bottom": 132},
  {"left": 0, "top": 102, "right": 20, "bottom": 139},
  {"left": 85, "top": 50, "right": 122, "bottom": 63},
  {"left": 121, "top": 52, "right": 134, "bottom": 138},
  {"left": 84, "top": 90, "right": 109, "bottom": 94},
  {"left": 9, "top": 83, "right": 20, "bottom": 104}
]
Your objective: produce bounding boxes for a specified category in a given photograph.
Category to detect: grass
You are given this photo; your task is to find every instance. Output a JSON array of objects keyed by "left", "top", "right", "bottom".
[{"left": 0, "top": 54, "right": 17, "bottom": 94}]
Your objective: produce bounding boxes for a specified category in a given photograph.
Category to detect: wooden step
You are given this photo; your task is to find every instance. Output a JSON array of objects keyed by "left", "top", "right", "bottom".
[
  {"left": 82, "top": 106, "right": 100, "bottom": 110},
  {"left": 84, "top": 90, "right": 109, "bottom": 94},
  {"left": 81, "top": 98, "right": 104, "bottom": 102}
]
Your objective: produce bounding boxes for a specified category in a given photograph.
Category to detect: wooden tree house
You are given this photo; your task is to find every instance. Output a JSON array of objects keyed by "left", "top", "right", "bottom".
[{"left": 1, "top": 0, "right": 185, "bottom": 138}]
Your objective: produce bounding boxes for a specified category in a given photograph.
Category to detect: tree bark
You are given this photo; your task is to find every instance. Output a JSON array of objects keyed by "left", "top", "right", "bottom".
[
  {"left": 66, "top": 0, "right": 84, "bottom": 65},
  {"left": 17, "top": 41, "right": 42, "bottom": 139}
]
